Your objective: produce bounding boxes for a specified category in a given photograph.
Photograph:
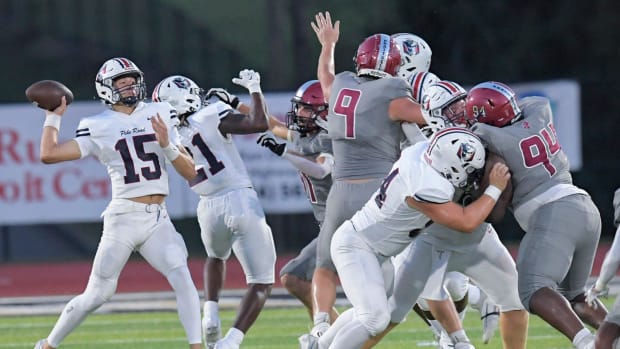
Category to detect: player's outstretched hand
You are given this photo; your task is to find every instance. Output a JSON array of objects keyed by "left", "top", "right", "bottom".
[
  {"left": 206, "top": 88, "right": 240, "bottom": 109},
  {"left": 150, "top": 113, "right": 170, "bottom": 147},
  {"left": 585, "top": 284, "right": 609, "bottom": 309},
  {"left": 311, "top": 11, "right": 340, "bottom": 47},
  {"left": 232, "top": 69, "right": 261, "bottom": 94},
  {"left": 257, "top": 133, "right": 286, "bottom": 157},
  {"left": 487, "top": 162, "right": 511, "bottom": 191}
]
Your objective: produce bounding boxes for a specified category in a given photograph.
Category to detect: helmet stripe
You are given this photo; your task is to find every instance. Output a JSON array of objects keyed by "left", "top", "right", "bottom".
[
  {"left": 375, "top": 34, "right": 390, "bottom": 72},
  {"left": 436, "top": 81, "right": 460, "bottom": 93},
  {"left": 474, "top": 81, "right": 514, "bottom": 100},
  {"left": 411, "top": 73, "right": 425, "bottom": 102},
  {"left": 116, "top": 58, "right": 133, "bottom": 68},
  {"left": 427, "top": 127, "right": 476, "bottom": 154}
]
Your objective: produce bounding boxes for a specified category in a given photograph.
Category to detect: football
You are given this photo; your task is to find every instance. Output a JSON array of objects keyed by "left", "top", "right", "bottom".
[{"left": 25, "top": 80, "right": 74, "bottom": 111}]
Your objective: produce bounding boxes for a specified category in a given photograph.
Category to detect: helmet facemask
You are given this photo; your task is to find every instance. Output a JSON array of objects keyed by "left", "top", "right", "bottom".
[
  {"left": 286, "top": 102, "right": 328, "bottom": 136},
  {"left": 109, "top": 73, "right": 147, "bottom": 107}
]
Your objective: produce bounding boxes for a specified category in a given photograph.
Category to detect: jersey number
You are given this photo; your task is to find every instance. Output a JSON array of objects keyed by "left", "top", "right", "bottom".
[
  {"left": 115, "top": 135, "right": 162, "bottom": 184},
  {"left": 333, "top": 88, "right": 361, "bottom": 139},
  {"left": 518, "top": 122, "right": 561, "bottom": 176},
  {"left": 374, "top": 168, "right": 399, "bottom": 209},
  {"left": 188, "top": 133, "right": 225, "bottom": 186},
  {"left": 300, "top": 172, "right": 318, "bottom": 204}
]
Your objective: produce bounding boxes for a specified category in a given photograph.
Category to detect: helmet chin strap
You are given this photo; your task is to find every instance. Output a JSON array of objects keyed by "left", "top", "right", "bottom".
[{"left": 120, "top": 96, "right": 139, "bottom": 106}]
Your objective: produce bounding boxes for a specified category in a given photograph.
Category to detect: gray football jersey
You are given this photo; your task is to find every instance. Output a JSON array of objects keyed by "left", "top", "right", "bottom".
[
  {"left": 472, "top": 96, "right": 574, "bottom": 210},
  {"left": 328, "top": 71, "right": 411, "bottom": 180},
  {"left": 294, "top": 130, "right": 333, "bottom": 223}
]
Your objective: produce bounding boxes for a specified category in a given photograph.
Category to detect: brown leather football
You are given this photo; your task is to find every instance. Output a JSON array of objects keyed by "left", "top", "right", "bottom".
[{"left": 25, "top": 80, "right": 74, "bottom": 111}]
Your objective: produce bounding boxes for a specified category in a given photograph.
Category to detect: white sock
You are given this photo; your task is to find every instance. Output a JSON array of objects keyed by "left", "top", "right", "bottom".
[
  {"left": 204, "top": 300, "right": 219, "bottom": 319},
  {"left": 572, "top": 328, "right": 593, "bottom": 349},
  {"left": 225, "top": 327, "right": 245, "bottom": 346},
  {"left": 449, "top": 329, "right": 471, "bottom": 344},
  {"left": 314, "top": 311, "right": 330, "bottom": 325}
]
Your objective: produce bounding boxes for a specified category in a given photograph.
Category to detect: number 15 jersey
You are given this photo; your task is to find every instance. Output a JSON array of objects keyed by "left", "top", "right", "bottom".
[
  {"left": 176, "top": 101, "right": 253, "bottom": 196},
  {"left": 74, "top": 101, "right": 180, "bottom": 199}
]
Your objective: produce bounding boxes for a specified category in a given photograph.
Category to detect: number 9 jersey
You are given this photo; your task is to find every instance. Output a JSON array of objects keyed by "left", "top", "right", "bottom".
[{"left": 73, "top": 101, "right": 180, "bottom": 199}]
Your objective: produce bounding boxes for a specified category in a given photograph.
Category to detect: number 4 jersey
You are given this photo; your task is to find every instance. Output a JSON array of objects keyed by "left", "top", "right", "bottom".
[
  {"left": 176, "top": 101, "right": 253, "bottom": 196},
  {"left": 74, "top": 101, "right": 180, "bottom": 199},
  {"left": 472, "top": 96, "right": 587, "bottom": 230}
]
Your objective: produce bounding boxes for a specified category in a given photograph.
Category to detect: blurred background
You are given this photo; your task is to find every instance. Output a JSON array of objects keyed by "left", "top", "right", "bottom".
[{"left": 0, "top": 0, "right": 619, "bottom": 265}]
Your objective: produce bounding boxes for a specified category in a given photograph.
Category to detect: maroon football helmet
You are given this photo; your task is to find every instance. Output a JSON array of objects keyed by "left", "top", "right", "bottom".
[
  {"left": 286, "top": 80, "right": 328, "bottom": 136},
  {"left": 353, "top": 34, "right": 401, "bottom": 78},
  {"left": 466, "top": 81, "right": 522, "bottom": 127}
]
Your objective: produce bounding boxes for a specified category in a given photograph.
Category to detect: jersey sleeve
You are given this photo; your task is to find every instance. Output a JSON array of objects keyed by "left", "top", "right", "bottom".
[
  {"left": 386, "top": 77, "right": 413, "bottom": 101},
  {"left": 413, "top": 181, "right": 454, "bottom": 204},
  {"left": 213, "top": 101, "right": 234, "bottom": 120},
  {"left": 472, "top": 123, "right": 502, "bottom": 156},
  {"left": 73, "top": 118, "right": 97, "bottom": 158}
]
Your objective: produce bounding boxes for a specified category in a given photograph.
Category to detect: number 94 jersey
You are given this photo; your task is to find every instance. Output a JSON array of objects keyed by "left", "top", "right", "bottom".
[
  {"left": 472, "top": 96, "right": 577, "bottom": 212},
  {"left": 176, "top": 101, "right": 253, "bottom": 196},
  {"left": 73, "top": 101, "right": 179, "bottom": 199}
]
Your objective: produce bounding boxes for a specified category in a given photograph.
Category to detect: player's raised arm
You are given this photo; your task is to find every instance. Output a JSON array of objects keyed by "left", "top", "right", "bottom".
[
  {"left": 40, "top": 96, "right": 82, "bottom": 163},
  {"left": 151, "top": 113, "right": 196, "bottom": 181},
  {"left": 311, "top": 11, "right": 339, "bottom": 101},
  {"left": 218, "top": 69, "right": 269, "bottom": 135}
]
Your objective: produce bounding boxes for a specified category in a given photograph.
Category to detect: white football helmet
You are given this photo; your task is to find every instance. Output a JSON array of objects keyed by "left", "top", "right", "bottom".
[
  {"left": 391, "top": 33, "right": 432, "bottom": 79},
  {"left": 421, "top": 80, "right": 469, "bottom": 135},
  {"left": 95, "top": 57, "right": 146, "bottom": 106},
  {"left": 407, "top": 71, "right": 440, "bottom": 103},
  {"left": 152, "top": 75, "right": 203, "bottom": 116},
  {"left": 425, "top": 127, "right": 486, "bottom": 188}
]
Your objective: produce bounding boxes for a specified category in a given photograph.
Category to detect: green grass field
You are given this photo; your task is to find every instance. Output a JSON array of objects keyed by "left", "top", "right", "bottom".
[{"left": 2, "top": 301, "right": 613, "bottom": 349}]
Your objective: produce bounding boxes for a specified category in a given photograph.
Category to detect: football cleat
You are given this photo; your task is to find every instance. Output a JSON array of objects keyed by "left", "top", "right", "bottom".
[
  {"left": 213, "top": 337, "right": 239, "bottom": 349},
  {"left": 454, "top": 342, "right": 476, "bottom": 349},
  {"left": 298, "top": 333, "right": 319, "bottom": 349},
  {"left": 202, "top": 316, "right": 221, "bottom": 349},
  {"left": 310, "top": 321, "right": 330, "bottom": 338},
  {"left": 34, "top": 339, "right": 46, "bottom": 349}
]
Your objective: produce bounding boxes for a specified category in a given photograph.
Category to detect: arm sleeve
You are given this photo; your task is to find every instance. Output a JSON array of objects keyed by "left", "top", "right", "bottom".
[
  {"left": 282, "top": 152, "right": 333, "bottom": 179},
  {"left": 596, "top": 225, "right": 620, "bottom": 290}
]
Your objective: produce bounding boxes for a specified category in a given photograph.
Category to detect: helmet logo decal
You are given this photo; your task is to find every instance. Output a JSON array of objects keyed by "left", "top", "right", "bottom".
[
  {"left": 172, "top": 77, "right": 191, "bottom": 89},
  {"left": 402, "top": 40, "right": 420, "bottom": 56},
  {"left": 457, "top": 142, "right": 476, "bottom": 162}
]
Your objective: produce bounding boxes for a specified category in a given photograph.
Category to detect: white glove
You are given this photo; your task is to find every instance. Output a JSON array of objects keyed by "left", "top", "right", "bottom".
[
  {"left": 232, "top": 69, "right": 261, "bottom": 94},
  {"left": 206, "top": 88, "right": 240, "bottom": 109},
  {"left": 585, "top": 283, "right": 609, "bottom": 309}
]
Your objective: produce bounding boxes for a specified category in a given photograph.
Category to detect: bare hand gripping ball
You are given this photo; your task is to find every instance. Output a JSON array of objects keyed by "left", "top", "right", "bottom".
[{"left": 25, "top": 80, "right": 74, "bottom": 111}]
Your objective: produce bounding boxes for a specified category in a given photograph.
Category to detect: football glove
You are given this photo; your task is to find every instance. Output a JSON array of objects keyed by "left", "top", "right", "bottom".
[
  {"left": 206, "top": 88, "right": 239, "bottom": 109},
  {"left": 585, "top": 283, "right": 609, "bottom": 309},
  {"left": 257, "top": 133, "right": 286, "bottom": 157},
  {"left": 232, "top": 69, "right": 262, "bottom": 94}
]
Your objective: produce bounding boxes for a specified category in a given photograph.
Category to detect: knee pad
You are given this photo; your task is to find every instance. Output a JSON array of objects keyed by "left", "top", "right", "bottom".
[
  {"left": 444, "top": 273, "right": 469, "bottom": 301},
  {"left": 358, "top": 310, "right": 390, "bottom": 336}
]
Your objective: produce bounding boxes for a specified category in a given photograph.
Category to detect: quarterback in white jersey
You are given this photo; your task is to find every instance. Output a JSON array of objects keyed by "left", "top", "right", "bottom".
[
  {"left": 34, "top": 57, "right": 201, "bottom": 349},
  {"left": 314, "top": 128, "right": 511, "bottom": 349},
  {"left": 153, "top": 70, "right": 275, "bottom": 349}
]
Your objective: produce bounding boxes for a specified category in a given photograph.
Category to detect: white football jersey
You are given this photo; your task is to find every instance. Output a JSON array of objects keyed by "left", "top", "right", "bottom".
[
  {"left": 73, "top": 101, "right": 180, "bottom": 199},
  {"left": 177, "top": 101, "right": 253, "bottom": 196},
  {"left": 350, "top": 142, "right": 455, "bottom": 256}
]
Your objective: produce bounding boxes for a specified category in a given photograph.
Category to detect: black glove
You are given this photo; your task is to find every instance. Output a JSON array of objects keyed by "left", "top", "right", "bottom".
[
  {"left": 257, "top": 133, "right": 287, "bottom": 156},
  {"left": 206, "top": 88, "right": 240, "bottom": 109}
]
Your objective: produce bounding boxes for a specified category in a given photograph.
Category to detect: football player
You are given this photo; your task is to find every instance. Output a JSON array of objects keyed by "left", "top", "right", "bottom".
[
  {"left": 309, "top": 127, "right": 511, "bottom": 349},
  {"left": 305, "top": 11, "right": 426, "bottom": 340},
  {"left": 34, "top": 57, "right": 202, "bottom": 349},
  {"left": 252, "top": 80, "right": 337, "bottom": 323},
  {"left": 392, "top": 33, "right": 502, "bottom": 347},
  {"left": 466, "top": 81, "right": 607, "bottom": 349},
  {"left": 152, "top": 70, "right": 275, "bottom": 349},
  {"left": 585, "top": 188, "right": 620, "bottom": 349}
]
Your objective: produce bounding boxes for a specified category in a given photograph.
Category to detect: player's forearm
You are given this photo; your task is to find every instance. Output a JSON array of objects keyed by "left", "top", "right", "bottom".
[
  {"left": 596, "top": 225, "right": 620, "bottom": 289},
  {"left": 283, "top": 152, "right": 333, "bottom": 179},
  {"left": 171, "top": 152, "right": 197, "bottom": 182},
  {"left": 317, "top": 44, "right": 336, "bottom": 101},
  {"left": 243, "top": 93, "right": 269, "bottom": 133}
]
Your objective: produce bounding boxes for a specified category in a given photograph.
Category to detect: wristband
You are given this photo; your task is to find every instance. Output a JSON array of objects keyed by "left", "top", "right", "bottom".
[
  {"left": 230, "top": 97, "right": 240, "bottom": 109},
  {"left": 44, "top": 113, "right": 62, "bottom": 130},
  {"left": 162, "top": 143, "right": 181, "bottom": 161},
  {"left": 483, "top": 185, "right": 502, "bottom": 202}
]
